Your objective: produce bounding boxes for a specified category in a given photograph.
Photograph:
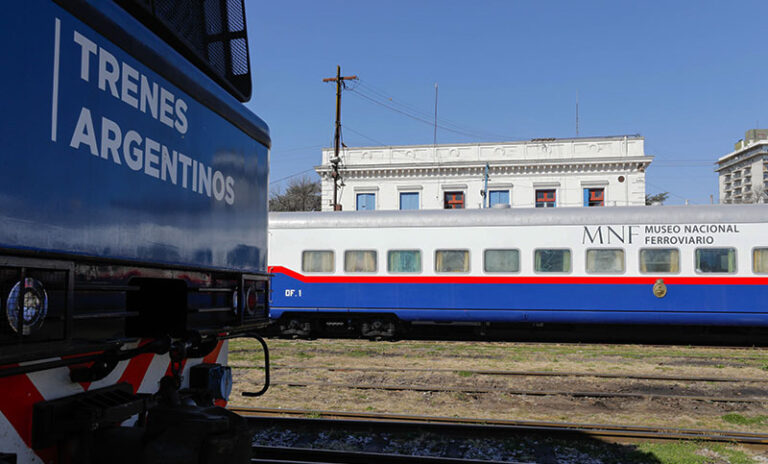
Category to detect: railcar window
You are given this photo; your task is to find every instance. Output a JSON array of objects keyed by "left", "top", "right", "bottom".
[
  {"left": 586, "top": 249, "right": 624, "bottom": 273},
  {"left": 344, "top": 250, "right": 377, "bottom": 272},
  {"left": 435, "top": 250, "right": 470, "bottom": 272},
  {"left": 639, "top": 249, "right": 680, "bottom": 273},
  {"left": 388, "top": 250, "right": 422, "bottom": 273},
  {"left": 534, "top": 249, "right": 571, "bottom": 273},
  {"left": 754, "top": 248, "right": 768, "bottom": 273},
  {"left": 695, "top": 248, "right": 736, "bottom": 273},
  {"left": 302, "top": 251, "right": 334, "bottom": 273},
  {"left": 484, "top": 249, "right": 520, "bottom": 272}
]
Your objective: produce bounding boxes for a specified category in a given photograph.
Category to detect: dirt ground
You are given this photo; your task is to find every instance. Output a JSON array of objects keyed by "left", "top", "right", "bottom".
[{"left": 228, "top": 338, "right": 768, "bottom": 434}]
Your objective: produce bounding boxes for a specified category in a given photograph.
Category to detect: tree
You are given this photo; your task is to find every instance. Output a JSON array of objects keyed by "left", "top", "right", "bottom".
[
  {"left": 645, "top": 192, "right": 669, "bottom": 205},
  {"left": 744, "top": 184, "right": 768, "bottom": 204},
  {"left": 269, "top": 177, "right": 321, "bottom": 211}
]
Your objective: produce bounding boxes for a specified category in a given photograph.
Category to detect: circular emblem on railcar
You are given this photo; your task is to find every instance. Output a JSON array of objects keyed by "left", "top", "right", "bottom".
[
  {"left": 6, "top": 278, "right": 48, "bottom": 335},
  {"left": 652, "top": 279, "right": 667, "bottom": 298}
]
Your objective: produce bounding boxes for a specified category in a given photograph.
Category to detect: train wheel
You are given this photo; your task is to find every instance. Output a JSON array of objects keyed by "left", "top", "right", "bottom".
[
  {"left": 280, "top": 317, "right": 312, "bottom": 338},
  {"left": 360, "top": 318, "right": 396, "bottom": 340}
]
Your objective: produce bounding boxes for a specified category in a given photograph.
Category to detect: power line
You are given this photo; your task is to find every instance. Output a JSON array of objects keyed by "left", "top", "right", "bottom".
[
  {"left": 645, "top": 180, "right": 690, "bottom": 202},
  {"left": 351, "top": 80, "right": 523, "bottom": 141},
  {"left": 343, "top": 125, "right": 388, "bottom": 146},
  {"left": 349, "top": 88, "right": 494, "bottom": 141},
  {"left": 357, "top": 80, "right": 515, "bottom": 139},
  {"left": 271, "top": 144, "right": 325, "bottom": 159},
  {"left": 270, "top": 168, "right": 316, "bottom": 185}
]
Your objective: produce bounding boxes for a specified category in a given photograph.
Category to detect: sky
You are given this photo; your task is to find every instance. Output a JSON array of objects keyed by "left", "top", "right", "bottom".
[{"left": 244, "top": 0, "right": 768, "bottom": 205}]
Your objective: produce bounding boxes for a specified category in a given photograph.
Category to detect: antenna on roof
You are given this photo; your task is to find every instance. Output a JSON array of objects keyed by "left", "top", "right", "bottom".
[
  {"left": 433, "top": 83, "right": 439, "bottom": 146},
  {"left": 575, "top": 90, "right": 579, "bottom": 137}
]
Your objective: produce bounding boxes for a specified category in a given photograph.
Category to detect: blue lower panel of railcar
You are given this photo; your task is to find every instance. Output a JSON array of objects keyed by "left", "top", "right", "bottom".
[{"left": 270, "top": 272, "right": 768, "bottom": 327}]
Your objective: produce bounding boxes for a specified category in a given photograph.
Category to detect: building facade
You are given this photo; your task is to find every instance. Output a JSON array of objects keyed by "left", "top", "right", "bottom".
[
  {"left": 717, "top": 129, "right": 768, "bottom": 204},
  {"left": 316, "top": 135, "right": 652, "bottom": 211}
]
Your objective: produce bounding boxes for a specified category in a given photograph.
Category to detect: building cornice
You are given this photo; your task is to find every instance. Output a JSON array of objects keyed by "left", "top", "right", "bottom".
[
  {"left": 320, "top": 134, "right": 643, "bottom": 152},
  {"left": 315, "top": 156, "right": 652, "bottom": 180},
  {"left": 715, "top": 142, "right": 768, "bottom": 172}
]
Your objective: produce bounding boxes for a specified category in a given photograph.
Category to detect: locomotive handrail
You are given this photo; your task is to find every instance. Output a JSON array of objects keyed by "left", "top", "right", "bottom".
[
  {"left": 0, "top": 337, "right": 171, "bottom": 380},
  {"left": 237, "top": 333, "right": 271, "bottom": 397}
]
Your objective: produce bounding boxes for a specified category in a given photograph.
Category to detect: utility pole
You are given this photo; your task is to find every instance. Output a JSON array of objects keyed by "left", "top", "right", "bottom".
[
  {"left": 482, "top": 163, "right": 490, "bottom": 208},
  {"left": 322, "top": 65, "right": 357, "bottom": 211}
]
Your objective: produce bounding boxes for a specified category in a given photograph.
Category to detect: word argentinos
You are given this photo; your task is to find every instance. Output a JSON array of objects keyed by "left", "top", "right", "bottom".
[{"left": 66, "top": 30, "right": 235, "bottom": 205}]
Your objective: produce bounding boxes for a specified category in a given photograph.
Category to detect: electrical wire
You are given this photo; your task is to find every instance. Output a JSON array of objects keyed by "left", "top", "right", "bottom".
[
  {"left": 349, "top": 81, "right": 523, "bottom": 141},
  {"left": 356, "top": 80, "right": 521, "bottom": 141},
  {"left": 270, "top": 168, "right": 317, "bottom": 186},
  {"left": 343, "top": 125, "right": 388, "bottom": 146}
]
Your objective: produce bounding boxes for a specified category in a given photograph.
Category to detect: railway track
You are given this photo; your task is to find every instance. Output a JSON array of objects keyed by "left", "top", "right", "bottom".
[
  {"left": 234, "top": 364, "right": 768, "bottom": 383},
  {"left": 262, "top": 380, "right": 768, "bottom": 403},
  {"left": 238, "top": 406, "right": 768, "bottom": 461},
  {"left": 251, "top": 446, "right": 514, "bottom": 464}
]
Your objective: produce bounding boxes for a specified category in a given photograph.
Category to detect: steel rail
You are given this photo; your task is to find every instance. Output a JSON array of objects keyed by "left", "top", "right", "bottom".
[
  {"left": 261, "top": 380, "right": 768, "bottom": 403},
  {"left": 238, "top": 407, "right": 768, "bottom": 450},
  {"left": 232, "top": 364, "right": 768, "bottom": 383},
  {"left": 251, "top": 446, "right": 516, "bottom": 464}
]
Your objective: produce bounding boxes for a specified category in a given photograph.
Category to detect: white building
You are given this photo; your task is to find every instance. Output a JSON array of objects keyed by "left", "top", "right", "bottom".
[
  {"left": 716, "top": 129, "right": 768, "bottom": 204},
  {"left": 315, "top": 135, "right": 652, "bottom": 211}
]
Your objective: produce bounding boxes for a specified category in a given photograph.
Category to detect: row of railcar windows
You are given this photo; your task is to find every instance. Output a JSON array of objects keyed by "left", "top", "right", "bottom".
[{"left": 301, "top": 248, "right": 768, "bottom": 274}]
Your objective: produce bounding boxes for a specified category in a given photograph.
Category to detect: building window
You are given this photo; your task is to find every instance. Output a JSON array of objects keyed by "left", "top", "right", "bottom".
[
  {"left": 399, "top": 192, "right": 419, "bottom": 210},
  {"left": 488, "top": 190, "right": 509, "bottom": 207},
  {"left": 435, "top": 250, "right": 470, "bottom": 272},
  {"left": 344, "top": 250, "right": 377, "bottom": 273},
  {"left": 484, "top": 249, "right": 520, "bottom": 273},
  {"left": 535, "top": 189, "right": 556, "bottom": 208},
  {"left": 302, "top": 251, "right": 334, "bottom": 273},
  {"left": 388, "top": 250, "right": 421, "bottom": 273},
  {"left": 356, "top": 193, "right": 375, "bottom": 211},
  {"left": 583, "top": 188, "right": 605, "bottom": 207},
  {"left": 444, "top": 191, "right": 465, "bottom": 209}
]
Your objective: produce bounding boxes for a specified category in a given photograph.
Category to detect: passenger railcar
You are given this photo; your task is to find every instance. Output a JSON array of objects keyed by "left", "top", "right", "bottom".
[
  {"left": 269, "top": 205, "right": 768, "bottom": 338},
  {"left": 1, "top": 1, "right": 270, "bottom": 463}
]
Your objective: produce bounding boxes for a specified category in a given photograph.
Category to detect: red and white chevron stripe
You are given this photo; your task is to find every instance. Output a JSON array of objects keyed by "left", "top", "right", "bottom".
[{"left": 0, "top": 339, "right": 228, "bottom": 463}]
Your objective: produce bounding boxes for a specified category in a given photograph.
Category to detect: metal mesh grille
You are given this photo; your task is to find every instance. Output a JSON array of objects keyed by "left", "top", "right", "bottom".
[{"left": 115, "top": 0, "right": 252, "bottom": 101}]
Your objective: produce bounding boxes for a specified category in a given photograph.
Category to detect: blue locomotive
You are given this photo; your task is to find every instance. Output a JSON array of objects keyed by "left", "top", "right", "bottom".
[{"left": 0, "top": 1, "right": 270, "bottom": 462}]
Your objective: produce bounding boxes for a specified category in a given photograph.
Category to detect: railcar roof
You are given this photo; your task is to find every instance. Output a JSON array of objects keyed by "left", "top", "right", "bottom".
[{"left": 269, "top": 205, "right": 768, "bottom": 229}]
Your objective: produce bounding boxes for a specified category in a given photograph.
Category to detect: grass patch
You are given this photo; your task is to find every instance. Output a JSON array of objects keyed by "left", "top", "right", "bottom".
[
  {"left": 637, "top": 441, "right": 755, "bottom": 464},
  {"left": 722, "top": 413, "right": 768, "bottom": 426},
  {"left": 346, "top": 350, "right": 371, "bottom": 358},
  {"left": 457, "top": 370, "right": 473, "bottom": 377}
]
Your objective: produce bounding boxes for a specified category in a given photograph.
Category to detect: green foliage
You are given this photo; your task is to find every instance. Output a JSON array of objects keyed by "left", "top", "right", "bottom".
[
  {"left": 295, "top": 351, "right": 314, "bottom": 359},
  {"left": 637, "top": 442, "right": 755, "bottom": 464},
  {"left": 269, "top": 176, "right": 321, "bottom": 211},
  {"left": 722, "top": 413, "right": 768, "bottom": 426},
  {"left": 645, "top": 192, "right": 669, "bottom": 205}
]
